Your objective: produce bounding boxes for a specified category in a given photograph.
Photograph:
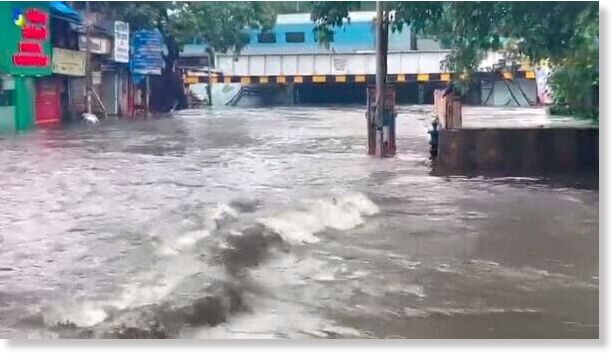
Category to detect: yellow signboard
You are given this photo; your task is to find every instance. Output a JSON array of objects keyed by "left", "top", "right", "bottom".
[
  {"left": 294, "top": 76, "right": 303, "bottom": 83},
  {"left": 354, "top": 75, "right": 366, "bottom": 82},
  {"left": 52, "top": 48, "right": 86, "bottom": 76}
]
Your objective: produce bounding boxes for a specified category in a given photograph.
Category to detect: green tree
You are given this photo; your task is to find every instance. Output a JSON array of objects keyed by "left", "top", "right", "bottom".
[
  {"left": 88, "top": 2, "right": 275, "bottom": 56},
  {"left": 311, "top": 1, "right": 599, "bottom": 119}
]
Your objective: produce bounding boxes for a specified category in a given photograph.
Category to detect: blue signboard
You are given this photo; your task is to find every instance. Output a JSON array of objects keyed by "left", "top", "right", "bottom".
[{"left": 131, "top": 29, "right": 164, "bottom": 75}]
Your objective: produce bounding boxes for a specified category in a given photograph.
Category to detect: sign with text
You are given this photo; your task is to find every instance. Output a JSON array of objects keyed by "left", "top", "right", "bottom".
[
  {"left": 113, "top": 21, "right": 129, "bottom": 63},
  {"left": 52, "top": 47, "right": 85, "bottom": 76},
  {"left": 92, "top": 71, "right": 101, "bottom": 85},
  {"left": 131, "top": 29, "right": 164, "bottom": 75},
  {"left": 0, "top": 1, "right": 52, "bottom": 76},
  {"left": 78, "top": 35, "right": 111, "bottom": 55},
  {"left": 332, "top": 57, "right": 349, "bottom": 74}
]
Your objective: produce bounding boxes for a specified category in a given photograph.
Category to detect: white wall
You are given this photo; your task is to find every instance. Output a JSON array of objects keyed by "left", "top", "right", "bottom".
[{"left": 216, "top": 51, "right": 450, "bottom": 76}]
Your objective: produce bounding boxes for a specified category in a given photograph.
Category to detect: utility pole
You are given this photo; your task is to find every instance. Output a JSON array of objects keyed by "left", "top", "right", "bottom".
[
  {"left": 85, "top": 1, "right": 92, "bottom": 114},
  {"left": 145, "top": 76, "right": 150, "bottom": 117},
  {"left": 206, "top": 47, "right": 213, "bottom": 106},
  {"left": 374, "top": 1, "right": 388, "bottom": 158}
]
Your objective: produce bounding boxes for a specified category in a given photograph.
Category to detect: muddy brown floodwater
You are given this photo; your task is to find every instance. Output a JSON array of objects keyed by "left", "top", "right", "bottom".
[{"left": 0, "top": 105, "right": 598, "bottom": 338}]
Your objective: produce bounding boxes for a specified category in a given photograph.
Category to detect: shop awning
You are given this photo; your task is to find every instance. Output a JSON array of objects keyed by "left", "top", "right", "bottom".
[{"left": 50, "top": 1, "right": 83, "bottom": 24}]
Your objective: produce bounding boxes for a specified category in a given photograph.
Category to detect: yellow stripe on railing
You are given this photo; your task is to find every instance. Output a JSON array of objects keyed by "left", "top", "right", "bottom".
[
  {"left": 417, "top": 73, "right": 429, "bottom": 82},
  {"left": 200, "top": 71, "right": 534, "bottom": 86},
  {"left": 312, "top": 75, "right": 326, "bottom": 83},
  {"left": 185, "top": 76, "right": 198, "bottom": 84}
]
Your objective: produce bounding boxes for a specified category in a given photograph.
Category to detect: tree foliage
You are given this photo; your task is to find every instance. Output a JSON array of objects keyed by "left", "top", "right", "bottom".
[
  {"left": 311, "top": 1, "right": 599, "bottom": 119},
  {"left": 169, "top": 2, "right": 276, "bottom": 53},
  {"left": 88, "top": 1, "right": 276, "bottom": 54}
]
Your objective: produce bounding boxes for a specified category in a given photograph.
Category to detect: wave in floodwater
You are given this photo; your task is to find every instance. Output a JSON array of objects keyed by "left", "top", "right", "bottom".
[{"left": 13, "top": 192, "right": 379, "bottom": 339}]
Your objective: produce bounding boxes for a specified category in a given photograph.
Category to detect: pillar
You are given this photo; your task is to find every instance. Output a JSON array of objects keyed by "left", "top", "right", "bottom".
[
  {"left": 418, "top": 84, "right": 425, "bottom": 104},
  {"left": 14, "top": 76, "right": 35, "bottom": 132}
]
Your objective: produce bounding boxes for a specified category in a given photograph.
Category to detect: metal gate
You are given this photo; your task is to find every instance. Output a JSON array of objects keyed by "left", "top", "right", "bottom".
[{"left": 35, "top": 77, "right": 61, "bottom": 126}]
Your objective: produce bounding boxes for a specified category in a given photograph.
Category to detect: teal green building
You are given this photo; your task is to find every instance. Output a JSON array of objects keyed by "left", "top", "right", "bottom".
[{"left": 0, "top": 1, "right": 52, "bottom": 134}]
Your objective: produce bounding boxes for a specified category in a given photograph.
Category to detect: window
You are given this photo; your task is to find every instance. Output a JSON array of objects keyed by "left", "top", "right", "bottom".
[
  {"left": 257, "top": 32, "right": 276, "bottom": 44},
  {"left": 0, "top": 90, "right": 14, "bottom": 106},
  {"left": 285, "top": 32, "right": 305, "bottom": 43}
]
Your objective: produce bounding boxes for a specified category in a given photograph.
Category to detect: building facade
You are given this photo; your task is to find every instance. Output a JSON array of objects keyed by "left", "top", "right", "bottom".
[{"left": 0, "top": 1, "right": 53, "bottom": 133}]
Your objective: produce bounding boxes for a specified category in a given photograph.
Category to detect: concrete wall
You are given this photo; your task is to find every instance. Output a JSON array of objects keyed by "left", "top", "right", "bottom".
[{"left": 436, "top": 128, "right": 599, "bottom": 176}]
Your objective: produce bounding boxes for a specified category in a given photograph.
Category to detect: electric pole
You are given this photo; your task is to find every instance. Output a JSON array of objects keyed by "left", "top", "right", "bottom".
[
  {"left": 85, "top": 1, "right": 92, "bottom": 114},
  {"left": 374, "top": 1, "right": 388, "bottom": 157}
]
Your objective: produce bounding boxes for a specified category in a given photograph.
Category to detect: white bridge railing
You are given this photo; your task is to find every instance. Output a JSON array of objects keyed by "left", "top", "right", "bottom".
[{"left": 216, "top": 50, "right": 451, "bottom": 77}]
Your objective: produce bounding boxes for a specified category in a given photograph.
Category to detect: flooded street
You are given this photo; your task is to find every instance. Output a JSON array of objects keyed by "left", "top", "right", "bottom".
[{"left": 0, "top": 105, "right": 598, "bottom": 338}]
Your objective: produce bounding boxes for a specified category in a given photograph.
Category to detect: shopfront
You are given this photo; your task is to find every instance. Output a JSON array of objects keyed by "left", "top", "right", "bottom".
[{"left": 51, "top": 47, "right": 85, "bottom": 121}]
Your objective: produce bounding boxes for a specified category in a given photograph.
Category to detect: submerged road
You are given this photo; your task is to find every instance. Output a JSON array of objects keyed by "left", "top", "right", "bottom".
[{"left": 0, "top": 105, "right": 598, "bottom": 338}]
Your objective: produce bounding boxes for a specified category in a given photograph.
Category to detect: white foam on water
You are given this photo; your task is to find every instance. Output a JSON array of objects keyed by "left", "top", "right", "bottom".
[
  {"left": 157, "top": 229, "right": 212, "bottom": 256},
  {"left": 435, "top": 263, "right": 458, "bottom": 274},
  {"left": 401, "top": 305, "right": 543, "bottom": 319},
  {"left": 190, "top": 294, "right": 363, "bottom": 339},
  {"left": 35, "top": 204, "right": 236, "bottom": 331},
  {"left": 207, "top": 203, "right": 238, "bottom": 225},
  {"left": 35, "top": 301, "right": 109, "bottom": 329},
  {"left": 109, "top": 257, "right": 227, "bottom": 311},
  {"left": 259, "top": 192, "right": 379, "bottom": 245},
  {"left": 423, "top": 306, "right": 540, "bottom": 317},
  {"left": 386, "top": 252, "right": 422, "bottom": 270},
  {"left": 156, "top": 203, "right": 237, "bottom": 256},
  {"left": 455, "top": 260, "right": 598, "bottom": 290},
  {"left": 389, "top": 175, "right": 441, "bottom": 186},
  {"left": 258, "top": 211, "right": 323, "bottom": 244},
  {"left": 403, "top": 307, "right": 430, "bottom": 318},
  {"left": 248, "top": 253, "right": 335, "bottom": 289}
]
